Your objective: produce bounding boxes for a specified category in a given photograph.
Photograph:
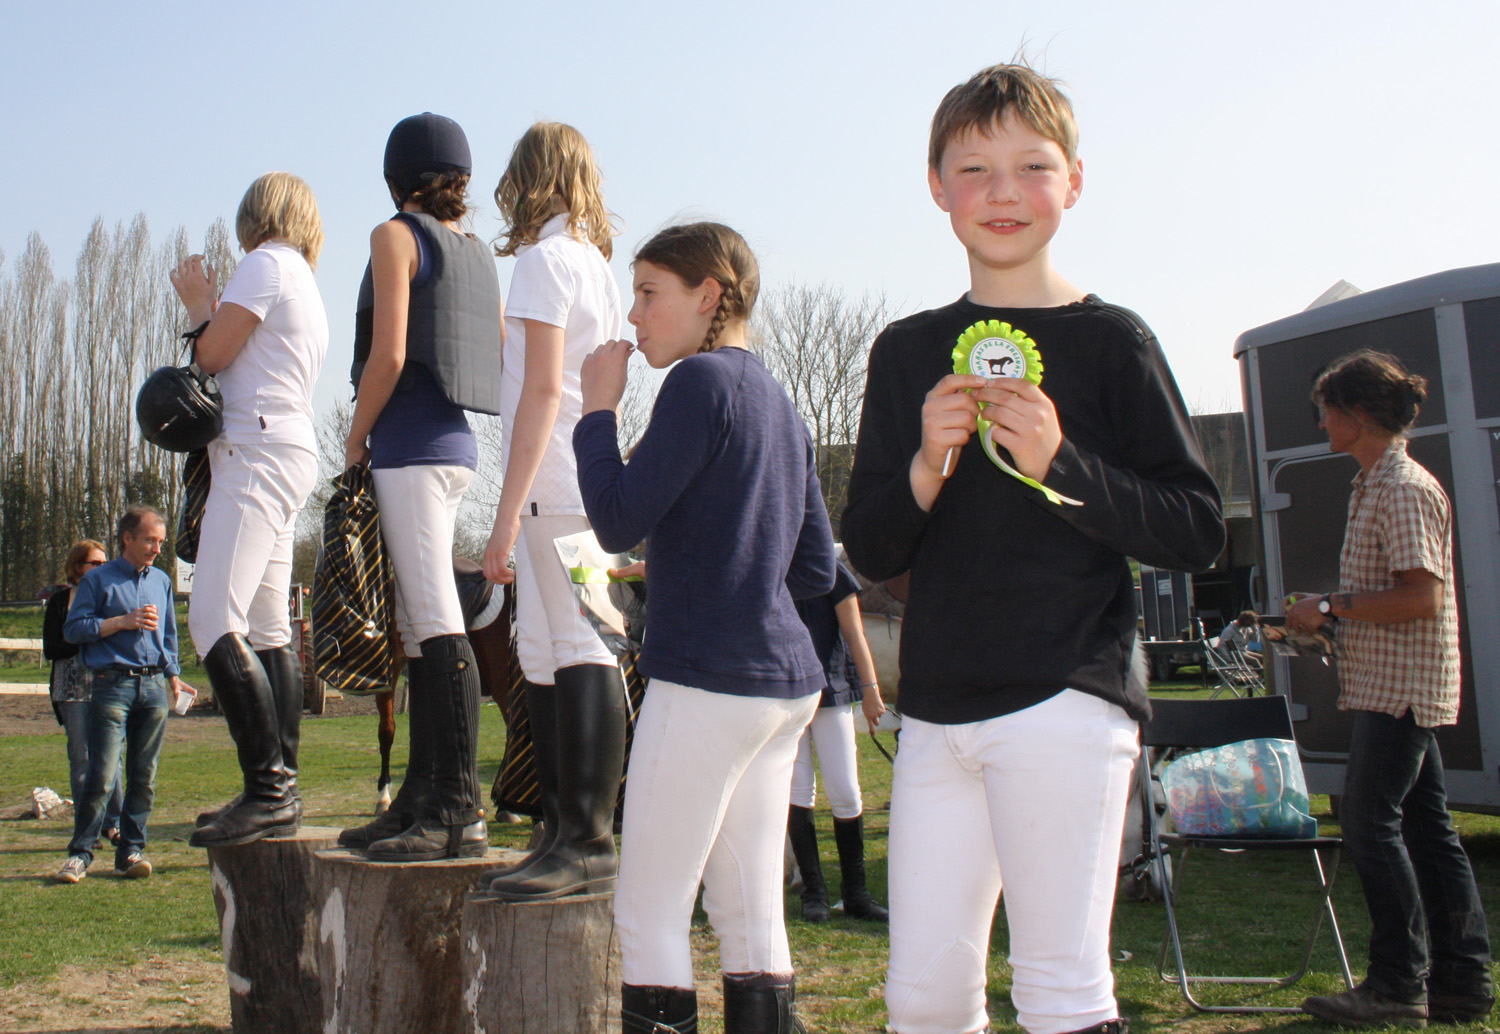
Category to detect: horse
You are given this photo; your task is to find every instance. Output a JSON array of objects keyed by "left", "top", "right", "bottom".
[{"left": 372, "top": 558, "right": 516, "bottom": 814}]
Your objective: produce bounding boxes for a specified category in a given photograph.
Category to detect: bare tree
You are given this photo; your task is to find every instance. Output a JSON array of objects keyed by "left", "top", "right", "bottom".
[{"left": 755, "top": 282, "right": 892, "bottom": 525}]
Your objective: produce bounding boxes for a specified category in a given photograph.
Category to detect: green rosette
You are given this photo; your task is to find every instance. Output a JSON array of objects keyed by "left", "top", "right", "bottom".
[{"left": 950, "top": 320, "right": 1082, "bottom": 507}]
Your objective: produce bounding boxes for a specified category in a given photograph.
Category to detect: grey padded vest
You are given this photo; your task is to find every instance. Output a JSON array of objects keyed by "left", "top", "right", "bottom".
[{"left": 351, "top": 211, "right": 503, "bottom": 415}]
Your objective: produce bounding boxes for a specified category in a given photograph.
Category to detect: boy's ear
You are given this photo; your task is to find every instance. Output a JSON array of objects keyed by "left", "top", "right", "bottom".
[
  {"left": 1065, "top": 159, "right": 1084, "bottom": 210},
  {"left": 696, "top": 276, "right": 723, "bottom": 316},
  {"left": 927, "top": 165, "right": 952, "bottom": 213}
]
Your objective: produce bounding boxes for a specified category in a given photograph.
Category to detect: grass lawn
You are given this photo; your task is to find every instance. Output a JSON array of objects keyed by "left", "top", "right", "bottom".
[{"left": 1, "top": 692, "right": 1497, "bottom": 1032}]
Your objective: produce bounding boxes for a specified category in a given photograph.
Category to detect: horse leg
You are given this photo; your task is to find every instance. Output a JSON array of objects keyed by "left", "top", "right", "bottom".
[{"left": 375, "top": 687, "right": 396, "bottom": 814}]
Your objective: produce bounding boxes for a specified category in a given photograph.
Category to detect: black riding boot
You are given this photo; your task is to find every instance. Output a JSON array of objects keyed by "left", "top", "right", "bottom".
[
  {"left": 338, "top": 653, "right": 433, "bottom": 849},
  {"left": 832, "top": 812, "right": 888, "bottom": 922},
  {"left": 480, "top": 678, "right": 560, "bottom": 882},
  {"left": 369, "top": 635, "right": 487, "bottom": 861},
  {"left": 787, "top": 805, "right": 831, "bottom": 922},
  {"left": 191, "top": 634, "right": 299, "bottom": 847},
  {"left": 487, "top": 662, "right": 625, "bottom": 898},
  {"left": 196, "top": 644, "right": 305, "bottom": 830},
  {"left": 722, "top": 974, "right": 807, "bottom": 1034},
  {"left": 622, "top": 983, "right": 698, "bottom": 1034},
  {"left": 257, "top": 645, "right": 305, "bottom": 817}
]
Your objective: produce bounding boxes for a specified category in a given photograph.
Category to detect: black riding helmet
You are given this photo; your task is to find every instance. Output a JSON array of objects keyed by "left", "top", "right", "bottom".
[
  {"left": 384, "top": 112, "right": 472, "bottom": 206},
  {"left": 136, "top": 363, "right": 223, "bottom": 453}
]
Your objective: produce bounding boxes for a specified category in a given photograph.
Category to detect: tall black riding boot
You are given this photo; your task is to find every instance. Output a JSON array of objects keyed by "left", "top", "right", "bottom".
[
  {"left": 199, "top": 643, "right": 306, "bottom": 831},
  {"left": 191, "top": 634, "right": 299, "bottom": 847},
  {"left": 832, "top": 812, "right": 889, "bottom": 922},
  {"left": 257, "top": 645, "right": 305, "bottom": 820},
  {"left": 787, "top": 805, "right": 831, "bottom": 922},
  {"left": 622, "top": 983, "right": 699, "bottom": 1034},
  {"left": 480, "top": 678, "right": 560, "bottom": 882},
  {"left": 722, "top": 974, "right": 808, "bottom": 1034},
  {"left": 487, "top": 662, "right": 625, "bottom": 899},
  {"left": 338, "top": 653, "right": 433, "bottom": 849},
  {"left": 368, "top": 635, "right": 487, "bottom": 861}
]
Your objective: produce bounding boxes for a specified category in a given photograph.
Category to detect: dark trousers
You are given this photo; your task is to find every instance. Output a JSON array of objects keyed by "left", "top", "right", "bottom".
[
  {"left": 1340, "top": 709, "right": 1492, "bottom": 1001},
  {"left": 67, "top": 671, "right": 169, "bottom": 867}
]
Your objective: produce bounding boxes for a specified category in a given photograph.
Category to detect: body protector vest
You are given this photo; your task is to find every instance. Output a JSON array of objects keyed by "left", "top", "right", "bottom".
[{"left": 351, "top": 211, "right": 503, "bottom": 414}]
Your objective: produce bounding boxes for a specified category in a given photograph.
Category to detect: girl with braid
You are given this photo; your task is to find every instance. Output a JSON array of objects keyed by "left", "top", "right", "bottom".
[
  {"left": 574, "top": 222, "right": 837, "bottom": 1034},
  {"left": 481, "top": 123, "right": 629, "bottom": 900}
]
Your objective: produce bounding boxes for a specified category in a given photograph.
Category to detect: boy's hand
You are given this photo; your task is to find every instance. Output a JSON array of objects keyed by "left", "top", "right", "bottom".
[
  {"left": 910, "top": 374, "right": 985, "bottom": 510},
  {"left": 581, "top": 339, "right": 633, "bottom": 416},
  {"left": 974, "top": 378, "right": 1062, "bottom": 483}
]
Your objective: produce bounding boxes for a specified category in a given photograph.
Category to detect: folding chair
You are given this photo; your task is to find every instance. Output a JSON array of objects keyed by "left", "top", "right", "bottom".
[
  {"left": 1200, "top": 637, "right": 1265, "bottom": 698},
  {"left": 1142, "top": 695, "right": 1354, "bottom": 1013}
]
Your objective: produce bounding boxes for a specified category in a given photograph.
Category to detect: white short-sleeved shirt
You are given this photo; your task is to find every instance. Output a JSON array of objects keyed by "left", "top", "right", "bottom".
[
  {"left": 501, "top": 214, "right": 622, "bottom": 515},
  {"left": 215, "top": 242, "right": 329, "bottom": 451}
]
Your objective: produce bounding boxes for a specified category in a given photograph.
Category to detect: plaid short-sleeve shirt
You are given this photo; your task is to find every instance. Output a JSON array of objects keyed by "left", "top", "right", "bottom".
[{"left": 1335, "top": 439, "right": 1460, "bottom": 726}]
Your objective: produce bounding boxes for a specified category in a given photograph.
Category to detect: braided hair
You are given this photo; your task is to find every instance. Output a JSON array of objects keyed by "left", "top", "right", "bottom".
[
  {"left": 634, "top": 223, "right": 759, "bottom": 353},
  {"left": 1311, "top": 349, "right": 1428, "bottom": 434}
]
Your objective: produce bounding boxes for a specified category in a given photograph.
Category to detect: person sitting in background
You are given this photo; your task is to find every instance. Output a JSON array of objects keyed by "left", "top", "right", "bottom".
[
  {"left": 43, "top": 539, "right": 123, "bottom": 845},
  {"left": 1219, "top": 609, "right": 1262, "bottom": 655}
]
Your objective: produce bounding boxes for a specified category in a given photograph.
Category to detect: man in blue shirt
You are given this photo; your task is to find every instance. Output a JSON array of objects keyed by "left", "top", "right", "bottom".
[{"left": 54, "top": 505, "right": 182, "bottom": 883}]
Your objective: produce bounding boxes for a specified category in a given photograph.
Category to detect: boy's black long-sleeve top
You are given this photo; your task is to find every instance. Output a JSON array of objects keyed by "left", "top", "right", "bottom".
[{"left": 841, "top": 295, "right": 1225, "bottom": 723}]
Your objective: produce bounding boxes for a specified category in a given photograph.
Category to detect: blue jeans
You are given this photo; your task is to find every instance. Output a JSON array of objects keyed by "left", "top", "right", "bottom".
[
  {"left": 67, "top": 670, "right": 169, "bottom": 866},
  {"left": 60, "top": 699, "right": 124, "bottom": 833},
  {"left": 1340, "top": 709, "right": 1493, "bottom": 1001}
]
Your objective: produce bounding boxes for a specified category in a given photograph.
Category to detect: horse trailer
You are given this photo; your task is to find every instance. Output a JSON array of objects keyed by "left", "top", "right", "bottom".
[{"left": 1235, "top": 262, "right": 1500, "bottom": 812}]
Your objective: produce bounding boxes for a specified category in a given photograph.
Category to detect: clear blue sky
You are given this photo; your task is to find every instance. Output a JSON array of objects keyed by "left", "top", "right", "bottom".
[{"left": 3, "top": 0, "right": 1496, "bottom": 422}]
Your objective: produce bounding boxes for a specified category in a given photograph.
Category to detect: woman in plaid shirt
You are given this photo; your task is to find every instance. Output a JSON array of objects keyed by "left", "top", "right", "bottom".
[{"left": 1290, "top": 349, "right": 1492, "bottom": 1028}]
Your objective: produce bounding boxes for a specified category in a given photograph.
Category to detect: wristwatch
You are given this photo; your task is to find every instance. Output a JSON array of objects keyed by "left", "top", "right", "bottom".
[{"left": 1317, "top": 594, "right": 1334, "bottom": 616}]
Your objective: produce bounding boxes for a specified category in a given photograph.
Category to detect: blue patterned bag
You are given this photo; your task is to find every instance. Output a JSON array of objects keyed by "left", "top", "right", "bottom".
[{"left": 1163, "top": 737, "right": 1318, "bottom": 838}]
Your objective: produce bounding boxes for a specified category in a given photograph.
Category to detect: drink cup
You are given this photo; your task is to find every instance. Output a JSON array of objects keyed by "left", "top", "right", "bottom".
[{"left": 173, "top": 684, "right": 197, "bottom": 716}]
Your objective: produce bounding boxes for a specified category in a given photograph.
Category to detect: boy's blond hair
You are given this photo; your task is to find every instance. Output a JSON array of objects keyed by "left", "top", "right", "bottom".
[
  {"left": 236, "top": 172, "right": 324, "bottom": 269},
  {"left": 929, "top": 63, "right": 1079, "bottom": 168},
  {"left": 493, "top": 122, "right": 618, "bottom": 260}
]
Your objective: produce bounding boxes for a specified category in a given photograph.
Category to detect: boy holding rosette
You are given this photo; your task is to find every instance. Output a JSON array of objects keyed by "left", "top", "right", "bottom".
[{"left": 842, "top": 63, "right": 1225, "bottom": 1034}]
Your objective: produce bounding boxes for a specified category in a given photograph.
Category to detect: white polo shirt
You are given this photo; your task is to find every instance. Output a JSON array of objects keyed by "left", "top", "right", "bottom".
[
  {"left": 501, "top": 213, "right": 622, "bottom": 515},
  {"left": 214, "top": 242, "right": 328, "bottom": 452}
]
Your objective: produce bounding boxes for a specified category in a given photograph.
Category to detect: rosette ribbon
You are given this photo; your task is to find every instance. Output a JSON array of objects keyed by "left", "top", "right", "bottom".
[{"left": 951, "top": 319, "right": 1083, "bottom": 507}]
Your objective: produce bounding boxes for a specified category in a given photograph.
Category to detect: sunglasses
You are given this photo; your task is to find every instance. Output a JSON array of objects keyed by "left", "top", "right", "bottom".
[{"left": 84, "top": 559, "right": 104, "bottom": 567}]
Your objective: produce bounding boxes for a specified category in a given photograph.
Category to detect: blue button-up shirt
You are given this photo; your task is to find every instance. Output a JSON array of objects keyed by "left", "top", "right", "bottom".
[{"left": 63, "top": 556, "right": 181, "bottom": 676}]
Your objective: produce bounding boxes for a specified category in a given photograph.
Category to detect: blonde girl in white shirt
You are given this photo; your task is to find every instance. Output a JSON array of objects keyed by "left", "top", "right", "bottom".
[
  {"left": 171, "top": 172, "right": 327, "bottom": 848},
  {"left": 480, "top": 122, "right": 628, "bottom": 901}
]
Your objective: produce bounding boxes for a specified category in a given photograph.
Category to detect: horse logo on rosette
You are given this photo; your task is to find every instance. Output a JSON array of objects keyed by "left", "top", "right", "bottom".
[
  {"left": 969, "top": 337, "right": 1027, "bottom": 381},
  {"left": 952, "top": 319, "right": 1043, "bottom": 387}
]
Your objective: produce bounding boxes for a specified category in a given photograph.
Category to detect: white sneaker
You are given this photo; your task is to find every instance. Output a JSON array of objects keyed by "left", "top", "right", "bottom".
[
  {"left": 114, "top": 852, "right": 152, "bottom": 879},
  {"left": 54, "top": 856, "right": 89, "bottom": 883}
]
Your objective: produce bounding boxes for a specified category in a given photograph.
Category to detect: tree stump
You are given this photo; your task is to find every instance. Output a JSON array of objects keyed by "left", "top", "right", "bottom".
[
  {"left": 207, "top": 825, "right": 342, "bottom": 1034},
  {"left": 315, "top": 846, "right": 518, "bottom": 1034},
  {"left": 461, "top": 891, "right": 621, "bottom": 1034}
]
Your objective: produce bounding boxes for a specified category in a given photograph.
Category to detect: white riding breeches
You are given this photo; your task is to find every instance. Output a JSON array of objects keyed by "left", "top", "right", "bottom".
[
  {"left": 789, "top": 703, "right": 863, "bottom": 818},
  {"left": 885, "top": 689, "right": 1138, "bottom": 1034},
  {"left": 614, "top": 679, "right": 819, "bottom": 987},
  {"left": 190, "top": 440, "right": 318, "bottom": 653},
  {"left": 513, "top": 513, "right": 615, "bottom": 683},
  {"left": 371, "top": 464, "right": 472, "bottom": 657}
]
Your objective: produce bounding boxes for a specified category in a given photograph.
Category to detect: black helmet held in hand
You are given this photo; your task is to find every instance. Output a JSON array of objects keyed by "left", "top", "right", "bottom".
[
  {"left": 384, "top": 112, "right": 472, "bottom": 203},
  {"left": 136, "top": 363, "right": 223, "bottom": 452}
]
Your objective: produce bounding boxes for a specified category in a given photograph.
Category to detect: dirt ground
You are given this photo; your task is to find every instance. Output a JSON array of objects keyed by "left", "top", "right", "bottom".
[{"left": 1, "top": 957, "right": 231, "bottom": 1034}]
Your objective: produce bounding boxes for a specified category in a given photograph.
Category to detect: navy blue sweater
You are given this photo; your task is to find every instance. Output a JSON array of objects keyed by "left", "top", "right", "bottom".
[{"left": 573, "top": 347, "right": 836, "bottom": 698}]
